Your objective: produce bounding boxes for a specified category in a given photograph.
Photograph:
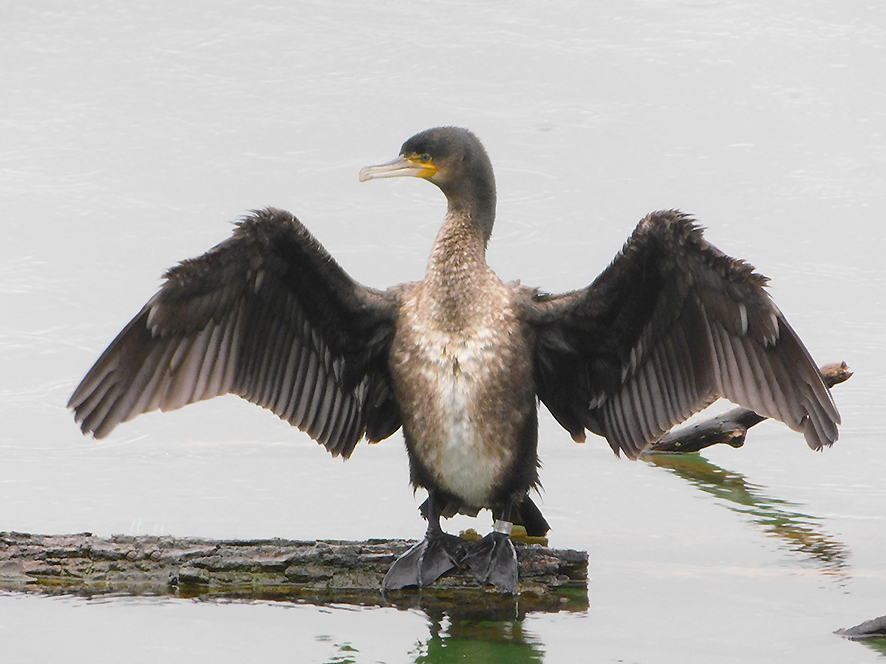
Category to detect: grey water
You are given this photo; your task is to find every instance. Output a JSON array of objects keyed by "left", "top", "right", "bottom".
[{"left": 2, "top": 1, "right": 885, "bottom": 662}]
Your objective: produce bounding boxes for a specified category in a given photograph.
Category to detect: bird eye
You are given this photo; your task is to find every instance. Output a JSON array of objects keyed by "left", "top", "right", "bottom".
[{"left": 419, "top": 153, "right": 431, "bottom": 163}]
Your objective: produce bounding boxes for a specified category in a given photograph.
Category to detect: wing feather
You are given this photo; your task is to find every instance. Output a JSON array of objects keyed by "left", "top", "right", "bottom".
[
  {"left": 528, "top": 210, "right": 839, "bottom": 458},
  {"left": 69, "top": 208, "right": 401, "bottom": 458}
]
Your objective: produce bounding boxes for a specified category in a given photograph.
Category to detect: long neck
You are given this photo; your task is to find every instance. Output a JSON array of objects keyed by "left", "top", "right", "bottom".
[{"left": 422, "top": 208, "right": 496, "bottom": 329}]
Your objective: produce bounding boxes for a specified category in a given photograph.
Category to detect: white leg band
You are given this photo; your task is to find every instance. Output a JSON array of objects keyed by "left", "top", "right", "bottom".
[{"left": 493, "top": 519, "right": 513, "bottom": 535}]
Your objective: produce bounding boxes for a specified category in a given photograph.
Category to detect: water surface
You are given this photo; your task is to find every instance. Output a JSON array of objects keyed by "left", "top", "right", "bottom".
[{"left": 2, "top": 2, "right": 885, "bottom": 662}]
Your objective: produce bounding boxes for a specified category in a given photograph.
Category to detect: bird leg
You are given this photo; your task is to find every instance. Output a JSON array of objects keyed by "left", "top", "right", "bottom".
[
  {"left": 463, "top": 500, "right": 519, "bottom": 594},
  {"left": 382, "top": 491, "right": 467, "bottom": 592}
]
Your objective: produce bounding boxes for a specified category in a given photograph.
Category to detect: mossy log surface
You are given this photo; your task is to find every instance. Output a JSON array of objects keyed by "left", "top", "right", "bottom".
[
  {"left": 646, "top": 362, "right": 851, "bottom": 454},
  {"left": 0, "top": 532, "right": 588, "bottom": 615}
]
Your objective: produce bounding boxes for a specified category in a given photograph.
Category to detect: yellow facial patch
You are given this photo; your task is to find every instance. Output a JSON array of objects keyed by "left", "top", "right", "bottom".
[{"left": 405, "top": 153, "right": 438, "bottom": 178}]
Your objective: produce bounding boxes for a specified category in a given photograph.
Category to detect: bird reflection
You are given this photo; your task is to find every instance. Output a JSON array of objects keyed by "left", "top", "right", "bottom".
[
  {"left": 411, "top": 612, "right": 545, "bottom": 664},
  {"left": 645, "top": 453, "right": 850, "bottom": 577}
]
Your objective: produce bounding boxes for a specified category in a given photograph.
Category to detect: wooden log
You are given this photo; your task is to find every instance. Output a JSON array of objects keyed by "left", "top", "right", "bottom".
[
  {"left": 646, "top": 362, "right": 852, "bottom": 454},
  {"left": 0, "top": 532, "right": 588, "bottom": 616}
]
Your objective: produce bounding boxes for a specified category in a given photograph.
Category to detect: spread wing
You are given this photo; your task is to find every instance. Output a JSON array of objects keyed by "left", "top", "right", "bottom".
[
  {"left": 527, "top": 210, "right": 839, "bottom": 459},
  {"left": 69, "top": 208, "right": 402, "bottom": 458}
]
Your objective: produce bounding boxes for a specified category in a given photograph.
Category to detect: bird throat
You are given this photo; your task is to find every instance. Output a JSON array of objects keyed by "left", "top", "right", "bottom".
[{"left": 423, "top": 210, "right": 495, "bottom": 330}]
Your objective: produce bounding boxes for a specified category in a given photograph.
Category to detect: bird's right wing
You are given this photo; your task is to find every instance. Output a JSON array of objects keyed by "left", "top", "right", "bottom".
[{"left": 69, "top": 208, "right": 402, "bottom": 458}]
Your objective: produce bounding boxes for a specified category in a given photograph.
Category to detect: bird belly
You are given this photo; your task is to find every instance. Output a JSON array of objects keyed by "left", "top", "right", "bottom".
[
  {"left": 426, "top": 360, "right": 504, "bottom": 507},
  {"left": 392, "top": 321, "right": 532, "bottom": 509}
]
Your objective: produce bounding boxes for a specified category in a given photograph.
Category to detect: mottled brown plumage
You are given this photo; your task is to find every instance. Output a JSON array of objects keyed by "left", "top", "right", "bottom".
[{"left": 69, "top": 126, "right": 839, "bottom": 593}]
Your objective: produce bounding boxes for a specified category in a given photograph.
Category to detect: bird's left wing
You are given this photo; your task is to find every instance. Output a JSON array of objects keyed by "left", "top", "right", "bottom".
[
  {"left": 524, "top": 210, "right": 839, "bottom": 459},
  {"left": 69, "top": 208, "right": 402, "bottom": 457}
]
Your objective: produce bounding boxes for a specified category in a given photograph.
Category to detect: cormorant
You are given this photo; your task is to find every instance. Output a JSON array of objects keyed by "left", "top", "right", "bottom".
[{"left": 69, "top": 127, "right": 840, "bottom": 594}]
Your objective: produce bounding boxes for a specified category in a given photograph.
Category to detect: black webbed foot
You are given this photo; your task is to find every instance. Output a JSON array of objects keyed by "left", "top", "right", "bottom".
[
  {"left": 382, "top": 530, "right": 466, "bottom": 592},
  {"left": 463, "top": 521, "right": 519, "bottom": 594}
]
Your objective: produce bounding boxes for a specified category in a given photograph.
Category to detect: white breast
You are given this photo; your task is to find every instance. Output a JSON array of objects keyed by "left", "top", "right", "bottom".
[
  {"left": 410, "top": 326, "right": 518, "bottom": 507},
  {"left": 434, "top": 342, "right": 500, "bottom": 505}
]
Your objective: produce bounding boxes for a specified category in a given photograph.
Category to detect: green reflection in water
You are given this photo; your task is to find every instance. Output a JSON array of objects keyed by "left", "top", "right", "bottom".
[
  {"left": 391, "top": 588, "right": 587, "bottom": 663},
  {"left": 859, "top": 638, "right": 886, "bottom": 657},
  {"left": 411, "top": 614, "right": 545, "bottom": 663},
  {"left": 645, "top": 453, "right": 850, "bottom": 577},
  {"left": 324, "top": 640, "right": 359, "bottom": 664}
]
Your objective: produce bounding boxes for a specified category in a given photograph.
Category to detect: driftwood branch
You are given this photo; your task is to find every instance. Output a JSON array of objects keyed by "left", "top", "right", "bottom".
[
  {"left": 0, "top": 532, "right": 588, "bottom": 615},
  {"left": 646, "top": 362, "right": 852, "bottom": 454}
]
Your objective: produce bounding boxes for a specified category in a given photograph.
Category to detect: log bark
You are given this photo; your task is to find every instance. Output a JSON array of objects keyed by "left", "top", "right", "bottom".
[
  {"left": 646, "top": 362, "right": 851, "bottom": 454},
  {"left": 0, "top": 532, "right": 588, "bottom": 616}
]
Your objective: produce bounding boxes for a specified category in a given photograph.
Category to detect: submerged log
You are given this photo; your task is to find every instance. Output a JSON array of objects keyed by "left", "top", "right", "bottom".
[
  {"left": 0, "top": 532, "right": 588, "bottom": 616},
  {"left": 836, "top": 615, "right": 886, "bottom": 640},
  {"left": 646, "top": 362, "right": 852, "bottom": 454}
]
